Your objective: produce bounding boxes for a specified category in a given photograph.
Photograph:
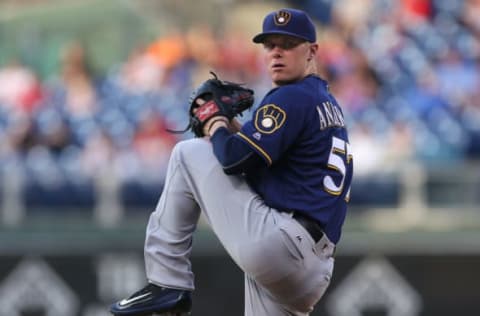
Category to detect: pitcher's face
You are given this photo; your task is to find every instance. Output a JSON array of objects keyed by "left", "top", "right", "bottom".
[{"left": 262, "top": 34, "right": 317, "bottom": 86}]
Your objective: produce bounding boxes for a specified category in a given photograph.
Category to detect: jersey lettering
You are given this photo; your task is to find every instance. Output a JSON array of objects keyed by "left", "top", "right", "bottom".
[
  {"left": 238, "top": 75, "right": 352, "bottom": 243},
  {"left": 317, "top": 102, "right": 345, "bottom": 130},
  {"left": 324, "top": 136, "right": 352, "bottom": 200}
]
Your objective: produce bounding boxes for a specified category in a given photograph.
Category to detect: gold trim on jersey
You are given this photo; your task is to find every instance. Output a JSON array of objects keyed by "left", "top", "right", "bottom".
[{"left": 237, "top": 132, "right": 272, "bottom": 165}]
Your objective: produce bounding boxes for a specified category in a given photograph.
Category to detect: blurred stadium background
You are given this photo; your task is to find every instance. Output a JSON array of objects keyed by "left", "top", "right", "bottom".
[{"left": 0, "top": 0, "right": 479, "bottom": 315}]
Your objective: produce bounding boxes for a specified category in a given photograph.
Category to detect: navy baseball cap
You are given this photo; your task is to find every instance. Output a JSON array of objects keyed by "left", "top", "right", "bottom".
[{"left": 253, "top": 8, "right": 316, "bottom": 43}]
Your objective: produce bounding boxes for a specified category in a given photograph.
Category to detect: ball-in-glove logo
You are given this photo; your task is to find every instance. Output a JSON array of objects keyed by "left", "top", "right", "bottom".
[
  {"left": 275, "top": 10, "right": 291, "bottom": 25},
  {"left": 254, "top": 104, "right": 286, "bottom": 134}
]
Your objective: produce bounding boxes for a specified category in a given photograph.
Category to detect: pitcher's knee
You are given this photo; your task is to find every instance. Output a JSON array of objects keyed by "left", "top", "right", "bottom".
[
  {"left": 173, "top": 138, "right": 209, "bottom": 155},
  {"left": 173, "top": 138, "right": 214, "bottom": 164}
]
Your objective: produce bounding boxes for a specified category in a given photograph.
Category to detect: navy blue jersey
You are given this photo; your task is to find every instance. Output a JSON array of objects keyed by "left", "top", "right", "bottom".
[{"left": 236, "top": 75, "right": 353, "bottom": 243}]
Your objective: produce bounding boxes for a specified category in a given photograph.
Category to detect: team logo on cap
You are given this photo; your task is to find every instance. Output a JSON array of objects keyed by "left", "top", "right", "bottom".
[{"left": 274, "top": 10, "right": 291, "bottom": 26}]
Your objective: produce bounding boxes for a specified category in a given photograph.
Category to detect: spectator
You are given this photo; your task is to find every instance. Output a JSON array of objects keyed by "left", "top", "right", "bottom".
[
  {"left": 119, "top": 45, "right": 166, "bottom": 93},
  {"left": 330, "top": 0, "right": 373, "bottom": 38},
  {"left": 461, "top": 0, "right": 480, "bottom": 36},
  {"left": 131, "top": 110, "right": 177, "bottom": 180},
  {"left": 349, "top": 122, "right": 387, "bottom": 176},
  {"left": 400, "top": 0, "right": 433, "bottom": 23},
  {"left": 328, "top": 47, "right": 379, "bottom": 115},
  {"left": 383, "top": 120, "right": 415, "bottom": 169},
  {"left": 56, "top": 41, "right": 98, "bottom": 118},
  {"left": 0, "top": 60, "right": 44, "bottom": 114},
  {"left": 216, "top": 29, "right": 263, "bottom": 83},
  {"left": 184, "top": 24, "right": 219, "bottom": 86},
  {"left": 435, "top": 47, "right": 479, "bottom": 109},
  {"left": 38, "top": 116, "right": 73, "bottom": 156},
  {"left": 4, "top": 112, "right": 38, "bottom": 156},
  {"left": 81, "top": 128, "right": 117, "bottom": 177}
]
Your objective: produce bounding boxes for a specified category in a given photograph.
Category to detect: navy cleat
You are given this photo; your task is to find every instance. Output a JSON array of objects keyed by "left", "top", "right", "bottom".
[{"left": 110, "top": 283, "right": 192, "bottom": 316}]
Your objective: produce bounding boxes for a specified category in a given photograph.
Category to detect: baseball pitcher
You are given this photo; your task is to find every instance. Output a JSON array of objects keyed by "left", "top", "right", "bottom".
[{"left": 110, "top": 8, "right": 353, "bottom": 316}]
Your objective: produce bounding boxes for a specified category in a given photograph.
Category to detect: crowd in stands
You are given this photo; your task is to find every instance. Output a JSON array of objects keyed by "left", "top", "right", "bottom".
[{"left": 0, "top": 0, "right": 479, "bottom": 210}]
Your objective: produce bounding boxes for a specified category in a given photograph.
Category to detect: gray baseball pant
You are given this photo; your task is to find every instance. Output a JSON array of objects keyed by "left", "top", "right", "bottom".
[{"left": 144, "top": 138, "right": 335, "bottom": 316}]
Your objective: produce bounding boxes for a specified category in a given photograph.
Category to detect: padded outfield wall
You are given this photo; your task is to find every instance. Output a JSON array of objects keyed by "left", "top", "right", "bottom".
[{"left": 0, "top": 224, "right": 479, "bottom": 316}]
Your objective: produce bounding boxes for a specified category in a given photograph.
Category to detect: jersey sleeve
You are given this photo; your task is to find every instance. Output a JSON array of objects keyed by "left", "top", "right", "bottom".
[
  {"left": 210, "top": 127, "right": 267, "bottom": 174},
  {"left": 236, "top": 86, "right": 310, "bottom": 165}
]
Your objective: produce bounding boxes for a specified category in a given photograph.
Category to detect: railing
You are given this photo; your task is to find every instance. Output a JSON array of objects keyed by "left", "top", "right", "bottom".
[{"left": 2, "top": 161, "right": 479, "bottom": 229}]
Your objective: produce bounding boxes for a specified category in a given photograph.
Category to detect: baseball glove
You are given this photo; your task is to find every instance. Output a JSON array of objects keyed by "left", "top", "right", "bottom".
[{"left": 170, "top": 72, "right": 254, "bottom": 137}]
